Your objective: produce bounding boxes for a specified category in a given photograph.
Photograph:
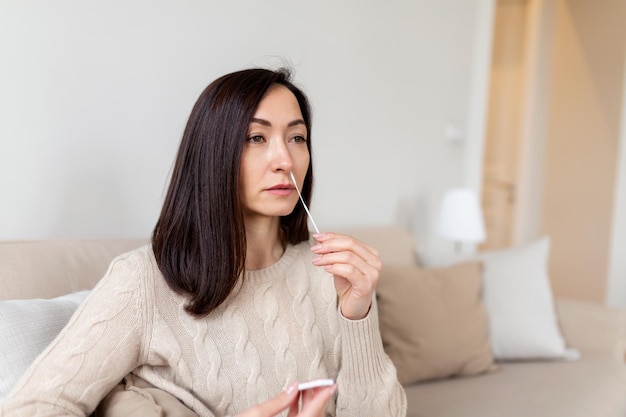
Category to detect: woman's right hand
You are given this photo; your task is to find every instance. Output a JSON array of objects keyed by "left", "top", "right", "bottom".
[{"left": 235, "top": 381, "right": 336, "bottom": 417}]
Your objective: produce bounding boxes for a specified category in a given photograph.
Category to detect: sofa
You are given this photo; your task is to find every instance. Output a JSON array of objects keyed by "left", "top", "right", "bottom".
[{"left": 1, "top": 225, "right": 626, "bottom": 417}]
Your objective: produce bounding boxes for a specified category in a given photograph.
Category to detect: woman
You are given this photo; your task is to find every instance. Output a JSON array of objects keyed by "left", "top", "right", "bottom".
[{"left": 1, "top": 68, "right": 406, "bottom": 417}]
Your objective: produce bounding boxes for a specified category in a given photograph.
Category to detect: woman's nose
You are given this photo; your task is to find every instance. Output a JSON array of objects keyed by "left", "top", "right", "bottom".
[{"left": 270, "top": 140, "right": 293, "bottom": 172}]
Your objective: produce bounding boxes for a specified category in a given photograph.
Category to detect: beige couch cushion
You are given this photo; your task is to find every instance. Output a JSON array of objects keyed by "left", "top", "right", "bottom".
[
  {"left": 0, "top": 239, "right": 146, "bottom": 300},
  {"left": 404, "top": 354, "right": 626, "bottom": 417},
  {"left": 376, "top": 261, "right": 494, "bottom": 384}
]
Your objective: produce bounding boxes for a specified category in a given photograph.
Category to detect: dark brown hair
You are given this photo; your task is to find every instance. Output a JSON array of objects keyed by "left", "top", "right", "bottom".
[{"left": 152, "top": 68, "right": 313, "bottom": 316}]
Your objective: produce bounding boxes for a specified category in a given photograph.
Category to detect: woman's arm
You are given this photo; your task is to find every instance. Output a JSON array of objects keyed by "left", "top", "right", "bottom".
[
  {"left": 334, "top": 298, "right": 407, "bottom": 416},
  {"left": 310, "top": 233, "right": 407, "bottom": 416},
  {"left": 0, "top": 250, "right": 151, "bottom": 417}
]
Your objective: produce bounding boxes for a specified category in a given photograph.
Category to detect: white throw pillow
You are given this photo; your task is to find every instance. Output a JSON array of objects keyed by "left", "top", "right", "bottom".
[
  {"left": 419, "top": 237, "right": 573, "bottom": 360},
  {"left": 0, "top": 290, "right": 90, "bottom": 399}
]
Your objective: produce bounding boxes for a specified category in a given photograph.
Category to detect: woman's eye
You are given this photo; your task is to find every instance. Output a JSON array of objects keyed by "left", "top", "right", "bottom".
[
  {"left": 291, "top": 135, "right": 307, "bottom": 143},
  {"left": 247, "top": 135, "right": 265, "bottom": 144}
]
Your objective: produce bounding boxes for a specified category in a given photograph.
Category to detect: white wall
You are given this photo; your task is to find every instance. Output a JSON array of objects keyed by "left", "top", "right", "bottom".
[{"left": 0, "top": 1, "right": 491, "bottom": 242}]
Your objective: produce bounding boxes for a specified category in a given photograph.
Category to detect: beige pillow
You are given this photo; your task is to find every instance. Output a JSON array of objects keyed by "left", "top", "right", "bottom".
[{"left": 376, "top": 261, "right": 494, "bottom": 385}]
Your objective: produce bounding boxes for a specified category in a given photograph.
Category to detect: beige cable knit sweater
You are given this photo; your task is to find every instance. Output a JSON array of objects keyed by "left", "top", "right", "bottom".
[{"left": 1, "top": 240, "right": 406, "bottom": 417}]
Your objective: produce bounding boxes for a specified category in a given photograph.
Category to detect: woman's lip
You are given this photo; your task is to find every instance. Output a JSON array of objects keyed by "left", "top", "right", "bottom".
[
  {"left": 267, "top": 184, "right": 295, "bottom": 191},
  {"left": 266, "top": 188, "right": 294, "bottom": 196},
  {"left": 266, "top": 184, "right": 295, "bottom": 196}
]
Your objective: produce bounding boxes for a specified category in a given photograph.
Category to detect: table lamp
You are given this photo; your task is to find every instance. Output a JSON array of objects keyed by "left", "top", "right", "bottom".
[{"left": 436, "top": 188, "right": 486, "bottom": 253}]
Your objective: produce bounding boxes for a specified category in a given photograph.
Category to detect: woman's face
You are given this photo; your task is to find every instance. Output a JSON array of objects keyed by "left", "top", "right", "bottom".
[{"left": 240, "top": 84, "right": 310, "bottom": 222}]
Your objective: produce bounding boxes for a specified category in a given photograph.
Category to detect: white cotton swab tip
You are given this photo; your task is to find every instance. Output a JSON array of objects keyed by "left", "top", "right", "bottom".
[{"left": 289, "top": 171, "right": 320, "bottom": 234}]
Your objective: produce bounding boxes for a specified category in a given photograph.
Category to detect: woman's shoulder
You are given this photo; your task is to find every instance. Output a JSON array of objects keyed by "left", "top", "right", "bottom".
[
  {"left": 93, "top": 245, "right": 161, "bottom": 293},
  {"left": 106, "top": 244, "right": 158, "bottom": 271}
]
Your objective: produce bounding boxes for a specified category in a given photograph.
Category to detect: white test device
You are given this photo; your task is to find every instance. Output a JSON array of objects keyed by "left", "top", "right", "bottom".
[{"left": 297, "top": 378, "right": 335, "bottom": 391}]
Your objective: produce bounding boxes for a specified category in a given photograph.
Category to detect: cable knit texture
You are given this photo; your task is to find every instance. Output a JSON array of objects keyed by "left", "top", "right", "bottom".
[{"left": 1, "top": 240, "right": 406, "bottom": 417}]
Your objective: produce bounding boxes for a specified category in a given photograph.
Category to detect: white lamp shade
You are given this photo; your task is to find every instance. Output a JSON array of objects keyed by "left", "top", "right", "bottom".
[{"left": 437, "top": 188, "right": 486, "bottom": 243}]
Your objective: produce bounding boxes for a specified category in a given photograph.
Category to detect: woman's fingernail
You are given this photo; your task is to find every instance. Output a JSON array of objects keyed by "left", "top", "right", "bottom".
[
  {"left": 313, "top": 233, "right": 325, "bottom": 239},
  {"left": 311, "top": 244, "right": 322, "bottom": 252},
  {"left": 311, "top": 256, "right": 322, "bottom": 264},
  {"left": 285, "top": 381, "right": 298, "bottom": 396}
]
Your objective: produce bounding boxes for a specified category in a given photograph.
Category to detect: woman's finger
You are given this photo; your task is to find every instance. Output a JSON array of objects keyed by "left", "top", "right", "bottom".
[
  {"left": 310, "top": 233, "right": 382, "bottom": 320},
  {"left": 298, "top": 385, "right": 337, "bottom": 417},
  {"left": 312, "top": 245, "right": 380, "bottom": 297},
  {"left": 235, "top": 381, "right": 299, "bottom": 417},
  {"left": 313, "top": 232, "right": 379, "bottom": 256},
  {"left": 312, "top": 251, "right": 377, "bottom": 279},
  {"left": 287, "top": 394, "right": 301, "bottom": 417},
  {"left": 311, "top": 233, "right": 381, "bottom": 269}
]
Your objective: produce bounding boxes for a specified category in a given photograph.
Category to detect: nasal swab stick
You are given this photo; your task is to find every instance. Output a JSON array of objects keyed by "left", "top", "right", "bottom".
[{"left": 289, "top": 172, "right": 320, "bottom": 234}]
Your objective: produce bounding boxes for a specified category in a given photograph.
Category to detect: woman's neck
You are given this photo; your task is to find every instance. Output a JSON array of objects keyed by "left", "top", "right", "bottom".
[{"left": 244, "top": 217, "right": 285, "bottom": 270}]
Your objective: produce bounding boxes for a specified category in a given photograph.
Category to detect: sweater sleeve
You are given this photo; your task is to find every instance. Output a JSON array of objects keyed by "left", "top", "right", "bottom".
[
  {"left": 335, "top": 296, "right": 407, "bottom": 417},
  {"left": 0, "top": 250, "right": 152, "bottom": 417}
]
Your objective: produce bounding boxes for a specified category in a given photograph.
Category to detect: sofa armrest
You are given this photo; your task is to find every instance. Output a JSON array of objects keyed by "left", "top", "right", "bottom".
[
  {"left": 556, "top": 297, "right": 626, "bottom": 361},
  {"left": 0, "top": 239, "right": 147, "bottom": 300}
]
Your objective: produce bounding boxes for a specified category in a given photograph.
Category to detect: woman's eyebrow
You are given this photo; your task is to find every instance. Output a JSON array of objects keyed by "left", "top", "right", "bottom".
[
  {"left": 251, "top": 117, "right": 271, "bottom": 126},
  {"left": 288, "top": 119, "right": 306, "bottom": 127},
  {"left": 250, "top": 117, "right": 305, "bottom": 127}
]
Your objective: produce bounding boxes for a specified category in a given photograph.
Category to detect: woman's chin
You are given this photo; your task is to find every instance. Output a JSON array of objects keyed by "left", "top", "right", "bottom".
[{"left": 244, "top": 207, "right": 297, "bottom": 221}]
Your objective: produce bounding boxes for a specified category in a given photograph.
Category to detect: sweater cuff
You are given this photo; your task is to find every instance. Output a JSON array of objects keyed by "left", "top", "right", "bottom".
[{"left": 339, "top": 300, "right": 389, "bottom": 385}]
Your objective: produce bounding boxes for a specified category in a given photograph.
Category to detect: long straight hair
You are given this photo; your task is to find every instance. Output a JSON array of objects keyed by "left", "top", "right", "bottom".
[{"left": 152, "top": 68, "right": 313, "bottom": 316}]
